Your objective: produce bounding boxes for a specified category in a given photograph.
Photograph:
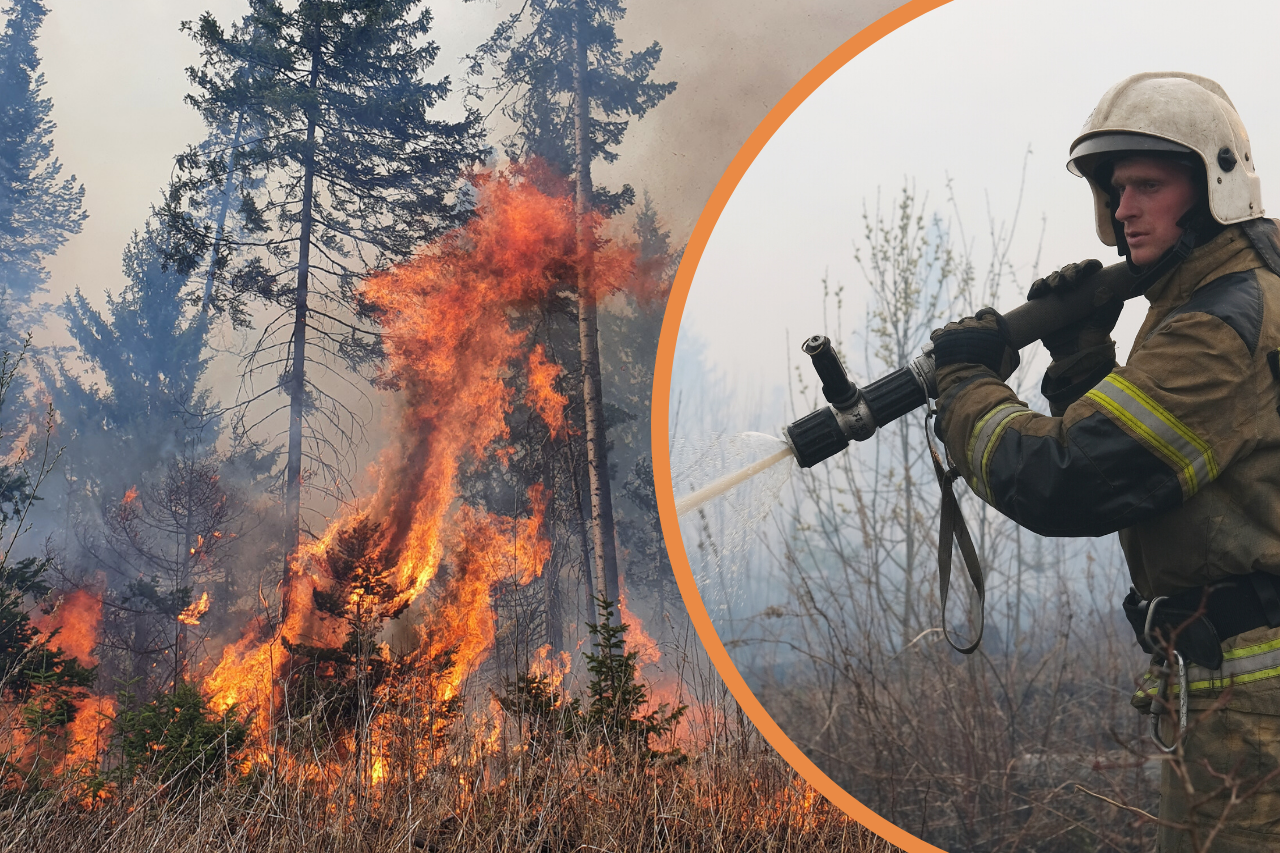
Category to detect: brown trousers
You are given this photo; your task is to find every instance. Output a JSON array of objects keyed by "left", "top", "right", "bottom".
[{"left": 1157, "top": 708, "right": 1280, "bottom": 852}]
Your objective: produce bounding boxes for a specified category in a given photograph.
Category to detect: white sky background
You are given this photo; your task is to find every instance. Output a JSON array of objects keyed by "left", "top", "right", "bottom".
[{"left": 677, "top": 0, "right": 1280, "bottom": 432}]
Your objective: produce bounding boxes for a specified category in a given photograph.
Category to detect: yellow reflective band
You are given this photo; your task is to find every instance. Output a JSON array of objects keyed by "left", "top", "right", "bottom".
[
  {"left": 1085, "top": 374, "right": 1218, "bottom": 496},
  {"left": 1173, "top": 636, "right": 1280, "bottom": 693},
  {"left": 1106, "top": 374, "right": 1218, "bottom": 478},
  {"left": 1224, "top": 636, "right": 1280, "bottom": 662},
  {"left": 965, "top": 403, "right": 1032, "bottom": 503},
  {"left": 1184, "top": 664, "right": 1280, "bottom": 693}
]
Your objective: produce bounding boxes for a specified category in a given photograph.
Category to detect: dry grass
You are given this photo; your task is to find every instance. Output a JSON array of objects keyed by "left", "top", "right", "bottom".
[{"left": 0, "top": 708, "right": 899, "bottom": 853}]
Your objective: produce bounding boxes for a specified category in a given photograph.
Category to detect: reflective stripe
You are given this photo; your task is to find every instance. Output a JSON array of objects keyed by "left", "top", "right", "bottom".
[
  {"left": 1132, "top": 638, "right": 1280, "bottom": 703},
  {"left": 966, "top": 403, "right": 1033, "bottom": 502},
  {"left": 1183, "top": 636, "right": 1280, "bottom": 692},
  {"left": 1084, "top": 374, "right": 1218, "bottom": 496}
]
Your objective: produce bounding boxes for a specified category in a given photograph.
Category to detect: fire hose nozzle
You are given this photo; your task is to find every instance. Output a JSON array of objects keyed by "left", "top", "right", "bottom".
[
  {"left": 801, "top": 335, "right": 859, "bottom": 409},
  {"left": 782, "top": 259, "right": 1145, "bottom": 469},
  {"left": 785, "top": 336, "right": 884, "bottom": 467}
]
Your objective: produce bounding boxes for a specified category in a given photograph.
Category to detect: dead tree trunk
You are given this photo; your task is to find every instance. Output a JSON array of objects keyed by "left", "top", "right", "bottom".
[
  {"left": 572, "top": 0, "right": 621, "bottom": 621},
  {"left": 283, "top": 33, "right": 323, "bottom": 603}
]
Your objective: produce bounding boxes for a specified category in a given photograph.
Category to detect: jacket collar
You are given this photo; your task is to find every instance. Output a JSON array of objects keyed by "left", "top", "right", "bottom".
[{"left": 1143, "top": 224, "right": 1259, "bottom": 310}]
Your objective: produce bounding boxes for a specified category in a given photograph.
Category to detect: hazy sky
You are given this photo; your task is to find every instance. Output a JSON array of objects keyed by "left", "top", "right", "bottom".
[{"left": 676, "top": 0, "right": 1280, "bottom": 429}]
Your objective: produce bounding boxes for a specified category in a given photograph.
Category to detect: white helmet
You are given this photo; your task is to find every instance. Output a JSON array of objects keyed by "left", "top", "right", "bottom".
[{"left": 1067, "top": 72, "right": 1263, "bottom": 247}]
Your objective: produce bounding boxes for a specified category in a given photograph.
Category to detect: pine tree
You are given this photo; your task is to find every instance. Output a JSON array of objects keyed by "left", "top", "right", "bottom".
[
  {"left": 44, "top": 224, "right": 266, "bottom": 701},
  {"left": 0, "top": 0, "right": 87, "bottom": 332},
  {"left": 470, "top": 0, "right": 675, "bottom": 622},
  {"left": 163, "top": 0, "right": 486, "bottom": 583}
]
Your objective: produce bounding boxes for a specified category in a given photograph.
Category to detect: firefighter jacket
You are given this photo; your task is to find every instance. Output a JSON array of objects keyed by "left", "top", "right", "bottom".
[{"left": 934, "top": 221, "right": 1280, "bottom": 602}]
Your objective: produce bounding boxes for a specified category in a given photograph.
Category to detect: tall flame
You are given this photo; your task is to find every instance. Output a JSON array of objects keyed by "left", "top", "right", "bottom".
[{"left": 205, "top": 167, "right": 637, "bottom": 743}]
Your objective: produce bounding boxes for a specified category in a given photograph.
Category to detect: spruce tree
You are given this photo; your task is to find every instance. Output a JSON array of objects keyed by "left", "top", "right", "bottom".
[
  {"left": 162, "top": 0, "right": 486, "bottom": 583},
  {"left": 46, "top": 223, "right": 215, "bottom": 507},
  {"left": 0, "top": 0, "right": 86, "bottom": 332},
  {"left": 0, "top": 345, "right": 94, "bottom": 779}
]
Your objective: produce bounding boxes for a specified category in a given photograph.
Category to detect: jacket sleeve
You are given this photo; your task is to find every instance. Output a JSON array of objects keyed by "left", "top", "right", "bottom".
[{"left": 935, "top": 277, "right": 1260, "bottom": 538}]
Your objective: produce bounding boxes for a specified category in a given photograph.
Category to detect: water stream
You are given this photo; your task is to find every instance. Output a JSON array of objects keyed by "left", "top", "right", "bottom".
[
  {"left": 674, "top": 443, "right": 793, "bottom": 516},
  {"left": 669, "top": 431, "right": 798, "bottom": 618}
]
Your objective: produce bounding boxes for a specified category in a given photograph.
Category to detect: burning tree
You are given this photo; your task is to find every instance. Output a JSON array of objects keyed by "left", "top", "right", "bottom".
[
  {"left": 162, "top": 0, "right": 486, "bottom": 579},
  {"left": 469, "top": 0, "right": 676, "bottom": 620},
  {"left": 0, "top": 346, "right": 96, "bottom": 782},
  {"left": 44, "top": 224, "right": 268, "bottom": 704},
  {"left": 203, "top": 168, "right": 635, "bottom": 767}
]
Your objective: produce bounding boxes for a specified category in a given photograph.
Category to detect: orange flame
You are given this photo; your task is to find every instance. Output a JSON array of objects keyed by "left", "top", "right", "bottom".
[
  {"left": 617, "top": 592, "right": 660, "bottom": 671},
  {"left": 529, "top": 643, "right": 573, "bottom": 697},
  {"left": 204, "top": 168, "right": 630, "bottom": 750},
  {"left": 177, "top": 591, "right": 210, "bottom": 626},
  {"left": 55, "top": 694, "right": 115, "bottom": 776},
  {"left": 524, "top": 344, "right": 568, "bottom": 438},
  {"left": 35, "top": 589, "right": 102, "bottom": 668}
]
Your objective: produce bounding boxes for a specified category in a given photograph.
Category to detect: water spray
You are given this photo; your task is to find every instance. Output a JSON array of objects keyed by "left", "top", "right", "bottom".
[
  {"left": 674, "top": 441, "right": 793, "bottom": 516},
  {"left": 784, "top": 260, "right": 1143, "bottom": 467}
]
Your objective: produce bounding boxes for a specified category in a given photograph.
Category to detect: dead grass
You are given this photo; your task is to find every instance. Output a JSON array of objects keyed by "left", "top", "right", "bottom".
[{"left": 0, "top": 709, "right": 899, "bottom": 853}]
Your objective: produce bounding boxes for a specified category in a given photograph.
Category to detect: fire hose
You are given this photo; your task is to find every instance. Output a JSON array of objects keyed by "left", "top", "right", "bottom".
[
  {"left": 783, "top": 260, "right": 1144, "bottom": 467},
  {"left": 782, "top": 260, "right": 1144, "bottom": 654}
]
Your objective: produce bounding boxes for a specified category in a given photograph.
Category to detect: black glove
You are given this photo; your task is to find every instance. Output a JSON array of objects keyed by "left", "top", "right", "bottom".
[
  {"left": 930, "top": 307, "right": 1020, "bottom": 395},
  {"left": 1028, "top": 259, "right": 1119, "bottom": 414},
  {"left": 1028, "top": 259, "right": 1121, "bottom": 359}
]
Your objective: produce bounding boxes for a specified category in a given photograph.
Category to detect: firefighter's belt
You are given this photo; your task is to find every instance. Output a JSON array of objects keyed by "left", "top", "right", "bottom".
[{"left": 1123, "top": 572, "right": 1280, "bottom": 670}]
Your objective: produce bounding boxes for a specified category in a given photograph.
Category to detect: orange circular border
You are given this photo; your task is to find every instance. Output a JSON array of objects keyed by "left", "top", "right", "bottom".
[{"left": 652, "top": 2, "right": 954, "bottom": 851}]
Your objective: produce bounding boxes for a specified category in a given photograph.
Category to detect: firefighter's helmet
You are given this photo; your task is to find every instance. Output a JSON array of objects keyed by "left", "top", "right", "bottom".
[{"left": 1067, "top": 72, "right": 1263, "bottom": 247}]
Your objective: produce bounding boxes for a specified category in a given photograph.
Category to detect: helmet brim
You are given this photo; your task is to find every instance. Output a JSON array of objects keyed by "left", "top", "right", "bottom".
[{"left": 1067, "top": 132, "right": 1195, "bottom": 177}]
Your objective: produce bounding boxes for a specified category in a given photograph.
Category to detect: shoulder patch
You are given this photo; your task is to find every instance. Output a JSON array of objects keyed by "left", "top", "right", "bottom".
[{"left": 1158, "top": 270, "right": 1264, "bottom": 356}]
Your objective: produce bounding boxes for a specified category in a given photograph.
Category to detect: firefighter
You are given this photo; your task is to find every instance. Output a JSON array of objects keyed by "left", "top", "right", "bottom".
[{"left": 929, "top": 72, "right": 1280, "bottom": 850}]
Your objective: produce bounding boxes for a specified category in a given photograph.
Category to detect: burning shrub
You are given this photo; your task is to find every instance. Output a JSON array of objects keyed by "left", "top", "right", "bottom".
[{"left": 501, "top": 597, "right": 686, "bottom": 764}]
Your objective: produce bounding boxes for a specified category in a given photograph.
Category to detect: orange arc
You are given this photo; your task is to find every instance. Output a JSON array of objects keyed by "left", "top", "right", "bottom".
[{"left": 652, "top": 1, "right": 953, "bottom": 851}]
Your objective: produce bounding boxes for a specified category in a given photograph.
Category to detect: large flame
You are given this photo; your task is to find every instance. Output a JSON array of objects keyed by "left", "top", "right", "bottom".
[{"left": 204, "top": 167, "right": 637, "bottom": 748}]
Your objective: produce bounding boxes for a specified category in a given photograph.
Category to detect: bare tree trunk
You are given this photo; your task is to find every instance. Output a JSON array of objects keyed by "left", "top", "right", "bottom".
[
  {"left": 572, "top": 0, "right": 621, "bottom": 620},
  {"left": 283, "top": 35, "right": 323, "bottom": 599},
  {"left": 201, "top": 109, "right": 246, "bottom": 313},
  {"left": 544, "top": 550, "right": 563, "bottom": 653}
]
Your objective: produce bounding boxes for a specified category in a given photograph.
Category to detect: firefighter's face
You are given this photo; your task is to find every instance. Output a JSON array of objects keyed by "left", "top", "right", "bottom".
[{"left": 1111, "top": 157, "right": 1200, "bottom": 267}]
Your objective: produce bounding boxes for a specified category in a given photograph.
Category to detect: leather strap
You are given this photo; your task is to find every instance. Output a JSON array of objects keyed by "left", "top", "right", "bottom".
[{"left": 927, "top": 411, "right": 986, "bottom": 654}]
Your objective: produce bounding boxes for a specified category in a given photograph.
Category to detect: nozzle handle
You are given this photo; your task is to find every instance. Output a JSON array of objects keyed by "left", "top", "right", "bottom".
[
  {"left": 1002, "top": 261, "right": 1142, "bottom": 348},
  {"left": 801, "top": 335, "right": 859, "bottom": 409}
]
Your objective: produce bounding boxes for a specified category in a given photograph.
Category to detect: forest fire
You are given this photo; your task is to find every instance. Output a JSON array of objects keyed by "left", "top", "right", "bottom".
[
  {"left": 201, "top": 169, "right": 642, "bottom": 762},
  {"left": 177, "top": 591, "right": 210, "bottom": 626}
]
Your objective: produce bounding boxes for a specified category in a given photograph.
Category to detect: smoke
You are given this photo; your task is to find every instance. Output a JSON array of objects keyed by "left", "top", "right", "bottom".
[{"left": 604, "top": 0, "right": 906, "bottom": 238}]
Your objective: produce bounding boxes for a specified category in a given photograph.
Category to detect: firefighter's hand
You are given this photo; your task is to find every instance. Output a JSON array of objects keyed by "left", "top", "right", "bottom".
[
  {"left": 1026, "top": 258, "right": 1103, "bottom": 300},
  {"left": 930, "top": 308, "right": 1020, "bottom": 392},
  {"left": 1028, "top": 258, "right": 1121, "bottom": 360}
]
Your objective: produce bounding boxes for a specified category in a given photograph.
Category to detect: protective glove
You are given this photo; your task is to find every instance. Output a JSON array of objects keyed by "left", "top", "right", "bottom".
[
  {"left": 929, "top": 307, "right": 1019, "bottom": 397},
  {"left": 1027, "top": 259, "right": 1120, "bottom": 415}
]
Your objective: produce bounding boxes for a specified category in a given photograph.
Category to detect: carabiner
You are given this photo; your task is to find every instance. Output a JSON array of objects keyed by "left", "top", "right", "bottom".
[{"left": 1151, "top": 650, "right": 1189, "bottom": 753}]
